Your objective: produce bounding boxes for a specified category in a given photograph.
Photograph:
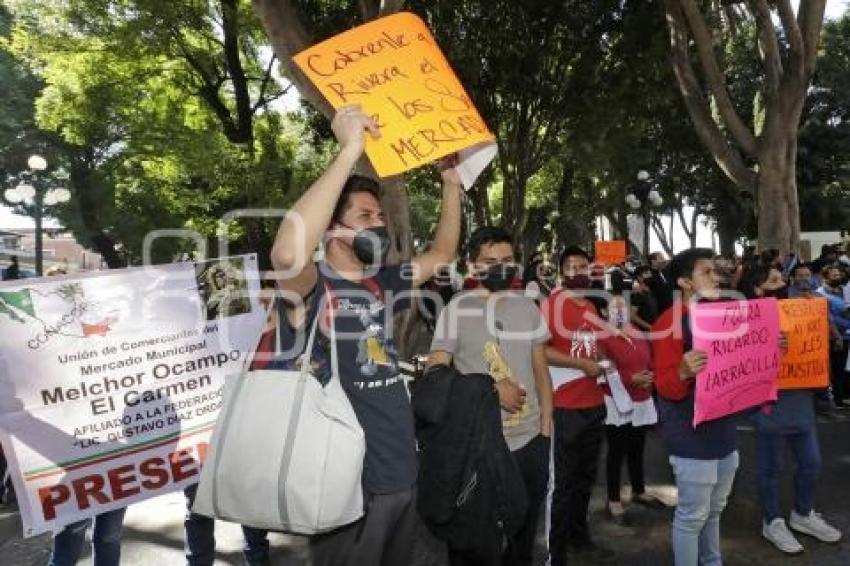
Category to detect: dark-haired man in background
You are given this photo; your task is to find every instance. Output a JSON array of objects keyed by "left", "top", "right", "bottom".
[
  {"left": 541, "top": 246, "right": 611, "bottom": 564},
  {"left": 630, "top": 265, "right": 660, "bottom": 331},
  {"left": 647, "top": 251, "right": 673, "bottom": 313}
]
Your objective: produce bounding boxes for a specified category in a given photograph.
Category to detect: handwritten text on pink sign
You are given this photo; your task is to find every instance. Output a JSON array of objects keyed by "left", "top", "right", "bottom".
[{"left": 690, "top": 298, "right": 780, "bottom": 426}]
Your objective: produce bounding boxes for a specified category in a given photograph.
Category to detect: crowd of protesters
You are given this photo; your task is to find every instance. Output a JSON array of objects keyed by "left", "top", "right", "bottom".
[{"left": 2, "top": 106, "right": 848, "bottom": 566}]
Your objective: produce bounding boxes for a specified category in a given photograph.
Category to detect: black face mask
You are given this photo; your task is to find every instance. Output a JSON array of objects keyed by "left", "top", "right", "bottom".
[
  {"left": 341, "top": 224, "right": 391, "bottom": 268},
  {"left": 481, "top": 263, "right": 517, "bottom": 292},
  {"left": 762, "top": 286, "right": 788, "bottom": 300}
]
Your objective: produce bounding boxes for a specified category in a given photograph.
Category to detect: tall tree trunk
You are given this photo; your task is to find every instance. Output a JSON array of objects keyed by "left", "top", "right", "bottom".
[
  {"left": 554, "top": 164, "right": 591, "bottom": 249},
  {"left": 520, "top": 206, "right": 547, "bottom": 262},
  {"left": 379, "top": 177, "right": 413, "bottom": 264},
  {"left": 756, "top": 138, "right": 800, "bottom": 253},
  {"left": 651, "top": 216, "right": 674, "bottom": 257},
  {"left": 501, "top": 174, "right": 527, "bottom": 237},
  {"left": 716, "top": 223, "right": 737, "bottom": 257},
  {"left": 663, "top": 0, "right": 826, "bottom": 257},
  {"left": 469, "top": 168, "right": 493, "bottom": 228}
]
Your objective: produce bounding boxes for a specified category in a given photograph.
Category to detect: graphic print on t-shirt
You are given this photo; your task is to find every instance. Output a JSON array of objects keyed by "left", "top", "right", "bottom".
[
  {"left": 335, "top": 296, "right": 400, "bottom": 387},
  {"left": 482, "top": 340, "right": 528, "bottom": 427},
  {"left": 570, "top": 325, "right": 597, "bottom": 360}
]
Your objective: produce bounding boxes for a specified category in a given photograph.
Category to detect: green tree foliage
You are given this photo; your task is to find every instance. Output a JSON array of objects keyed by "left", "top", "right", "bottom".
[
  {"left": 797, "top": 13, "right": 850, "bottom": 232},
  {"left": 3, "top": 0, "right": 325, "bottom": 267}
]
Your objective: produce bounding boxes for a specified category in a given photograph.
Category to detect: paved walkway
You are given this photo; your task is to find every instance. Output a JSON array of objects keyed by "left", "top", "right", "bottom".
[{"left": 3, "top": 414, "right": 849, "bottom": 565}]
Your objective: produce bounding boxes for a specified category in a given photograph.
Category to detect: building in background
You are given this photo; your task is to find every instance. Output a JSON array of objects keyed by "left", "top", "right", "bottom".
[{"left": 0, "top": 227, "right": 103, "bottom": 274}]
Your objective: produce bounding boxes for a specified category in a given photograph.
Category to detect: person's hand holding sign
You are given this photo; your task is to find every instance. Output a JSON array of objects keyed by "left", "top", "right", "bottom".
[
  {"left": 679, "top": 350, "right": 707, "bottom": 382},
  {"left": 332, "top": 104, "right": 381, "bottom": 157},
  {"left": 438, "top": 154, "right": 463, "bottom": 189}
]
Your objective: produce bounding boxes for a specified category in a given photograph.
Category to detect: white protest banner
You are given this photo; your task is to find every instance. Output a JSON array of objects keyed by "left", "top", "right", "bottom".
[{"left": 0, "top": 255, "right": 265, "bottom": 536}]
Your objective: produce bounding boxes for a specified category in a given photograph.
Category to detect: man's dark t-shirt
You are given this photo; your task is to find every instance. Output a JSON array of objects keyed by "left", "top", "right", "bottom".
[{"left": 275, "top": 261, "right": 417, "bottom": 495}]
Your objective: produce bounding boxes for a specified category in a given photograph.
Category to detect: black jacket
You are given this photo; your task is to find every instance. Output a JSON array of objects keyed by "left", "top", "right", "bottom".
[{"left": 411, "top": 364, "right": 528, "bottom": 554}]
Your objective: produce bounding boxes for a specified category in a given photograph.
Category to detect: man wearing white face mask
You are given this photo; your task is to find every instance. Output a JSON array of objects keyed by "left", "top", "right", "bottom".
[{"left": 270, "top": 104, "right": 463, "bottom": 565}]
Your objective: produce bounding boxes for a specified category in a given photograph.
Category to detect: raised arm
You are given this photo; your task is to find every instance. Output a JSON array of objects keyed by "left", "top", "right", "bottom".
[
  {"left": 271, "top": 105, "right": 379, "bottom": 297},
  {"left": 410, "top": 159, "right": 463, "bottom": 287}
]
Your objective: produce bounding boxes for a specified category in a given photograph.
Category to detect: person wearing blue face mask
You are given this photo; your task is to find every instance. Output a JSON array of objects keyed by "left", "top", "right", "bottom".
[
  {"left": 788, "top": 263, "right": 817, "bottom": 298},
  {"left": 816, "top": 264, "right": 850, "bottom": 408}
]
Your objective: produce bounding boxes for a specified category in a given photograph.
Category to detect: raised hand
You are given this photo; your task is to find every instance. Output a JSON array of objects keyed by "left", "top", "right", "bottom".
[{"left": 331, "top": 104, "right": 380, "bottom": 154}]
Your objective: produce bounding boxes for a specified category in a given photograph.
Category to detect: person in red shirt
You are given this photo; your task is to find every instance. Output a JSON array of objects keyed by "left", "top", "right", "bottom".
[
  {"left": 651, "top": 248, "right": 738, "bottom": 566},
  {"left": 598, "top": 294, "right": 662, "bottom": 523},
  {"left": 541, "top": 246, "right": 612, "bottom": 565}
]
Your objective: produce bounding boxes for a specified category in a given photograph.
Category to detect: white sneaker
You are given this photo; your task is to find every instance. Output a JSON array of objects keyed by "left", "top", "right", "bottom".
[
  {"left": 762, "top": 518, "right": 804, "bottom": 554},
  {"left": 789, "top": 510, "right": 842, "bottom": 543}
]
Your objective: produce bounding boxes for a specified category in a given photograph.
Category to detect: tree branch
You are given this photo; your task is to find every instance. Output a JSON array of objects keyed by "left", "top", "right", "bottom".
[
  {"left": 797, "top": 0, "right": 827, "bottom": 77},
  {"left": 651, "top": 216, "right": 674, "bottom": 257},
  {"left": 679, "top": 0, "right": 758, "bottom": 157},
  {"left": 776, "top": 0, "right": 804, "bottom": 66},
  {"left": 221, "top": 0, "right": 253, "bottom": 145},
  {"left": 173, "top": 38, "right": 243, "bottom": 142},
  {"left": 750, "top": 0, "right": 783, "bottom": 96},
  {"left": 358, "top": 0, "right": 377, "bottom": 20},
  {"left": 676, "top": 205, "right": 693, "bottom": 239},
  {"left": 379, "top": 0, "right": 405, "bottom": 16},
  {"left": 251, "top": 53, "right": 278, "bottom": 114},
  {"left": 664, "top": 0, "right": 757, "bottom": 190},
  {"left": 252, "top": 0, "right": 333, "bottom": 118}
]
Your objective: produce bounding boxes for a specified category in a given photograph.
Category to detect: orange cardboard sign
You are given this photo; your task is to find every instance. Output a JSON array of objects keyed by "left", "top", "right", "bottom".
[
  {"left": 292, "top": 12, "right": 496, "bottom": 186},
  {"left": 594, "top": 241, "right": 627, "bottom": 266},
  {"left": 777, "top": 297, "right": 830, "bottom": 390}
]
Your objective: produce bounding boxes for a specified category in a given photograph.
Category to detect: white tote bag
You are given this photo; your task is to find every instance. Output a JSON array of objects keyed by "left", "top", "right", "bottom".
[{"left": 192, "top": 297, "right": 365, "bottom": 533}]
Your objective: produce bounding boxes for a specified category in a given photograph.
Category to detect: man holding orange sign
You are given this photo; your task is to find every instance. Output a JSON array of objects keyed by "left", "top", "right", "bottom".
[{"left": 270, "top": 103, "right": 462, "bottom": 566}]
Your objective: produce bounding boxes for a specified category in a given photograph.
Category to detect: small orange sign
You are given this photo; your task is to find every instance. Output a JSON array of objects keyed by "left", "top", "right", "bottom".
[
  {"left": 594, "top": 241, "right": 627, "bottom": 266},
  {"left": 777, "top": 297, "right": 829, "bottom": 390}
]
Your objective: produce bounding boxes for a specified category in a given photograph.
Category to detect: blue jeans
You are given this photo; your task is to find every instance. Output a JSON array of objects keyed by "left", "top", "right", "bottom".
[
  {"left": 669, "top": 451, "right": 739, "bottom": 566},
  {"left": 183, "top": 484, "right": 270, "bottom": 565},
  {"left": 48, "top": 508, "right": 126, "bottom": 566},
  {"left": 756, "top": 425, "right": 821, "bottom": 522}
]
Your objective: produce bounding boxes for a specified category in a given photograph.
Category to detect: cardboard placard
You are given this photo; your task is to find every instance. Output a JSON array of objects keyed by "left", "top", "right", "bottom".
[
  {"left": 594, "top": 241, "right": 627, "bottom": 266},
  {"left": 690, "top": 298, "right": 780, "bottom": 426},
  {"left": 777, "top": 298, "right": 829, "bottom": 390},
  {"left": 292, "top": 12, "right": 497, "bottom": 187}
]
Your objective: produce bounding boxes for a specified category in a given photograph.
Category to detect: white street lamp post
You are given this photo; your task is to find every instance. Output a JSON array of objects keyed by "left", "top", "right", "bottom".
[
  {"left": 624, "top": 170, "right": 662, "bottom": 259},
  {"left": 3, "top": 155, "right": 70, "bottom": 276}
]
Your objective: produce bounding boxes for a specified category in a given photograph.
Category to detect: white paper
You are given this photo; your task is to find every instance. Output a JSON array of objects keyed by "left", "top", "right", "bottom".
[{"left": 457, "top": 141, "right": 498, "bottom": 190}]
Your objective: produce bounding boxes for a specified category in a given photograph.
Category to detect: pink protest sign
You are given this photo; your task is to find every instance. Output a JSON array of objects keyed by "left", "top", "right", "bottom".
[{"left": 690, "top": 298, "right": 780, "bottom": 426}]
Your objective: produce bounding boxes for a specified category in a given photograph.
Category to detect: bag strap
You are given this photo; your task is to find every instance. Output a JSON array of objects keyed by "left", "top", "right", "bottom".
[
  {"left": 241, "top": 296, "right": 278, "bottom": 372},
  {"left": 295, "top": 283, "right": 339, "bottom": 379}
]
